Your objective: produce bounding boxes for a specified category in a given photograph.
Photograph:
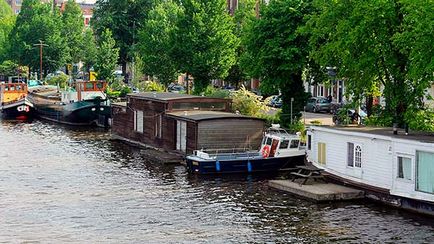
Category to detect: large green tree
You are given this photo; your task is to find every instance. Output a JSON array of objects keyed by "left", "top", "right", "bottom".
[
  {"left": 243, "top": 0, "right": 312, "bottom": 126},
  {"left": 138, "top": 0, "right": 181, "bottom": 87},
  {"left": 0, "top": 0, "right": 15, "bottom": 62},
  {"left": 81, "top": 28, "right": 97, "bottom": 75},
  {"left": 9, "top": 0, "right": 67, "bottom": 76},
  {"left": 175, "top": 0, "right": 238, "bottom": 94},
  {"left": 94, "top": 28, "right": 119, "bottom": 81},
  {"left": 307, "top": 0, "right": 434, "bottom": 126},
  {"left": 61, "top": 0, "right": 85, "bottom": 66},
  {"left": 92, "top": 0, "right": 155, "bottom": 78}
]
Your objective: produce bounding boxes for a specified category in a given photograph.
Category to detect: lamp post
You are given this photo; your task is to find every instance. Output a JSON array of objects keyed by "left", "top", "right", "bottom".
[
  {"left": 290, "top": 97, "right": 294, "bottom": 124},
  {"left": 33, "top": 40, "right": 48, "bottom": 81}
]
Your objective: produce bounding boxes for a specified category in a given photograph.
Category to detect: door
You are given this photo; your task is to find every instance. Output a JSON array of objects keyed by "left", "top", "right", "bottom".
[
  {"left": 176, "top": 120, "right": 187, "bottom": 152},
  {"left": 269, "top": 139, "right": 279, "bottom": 157}
]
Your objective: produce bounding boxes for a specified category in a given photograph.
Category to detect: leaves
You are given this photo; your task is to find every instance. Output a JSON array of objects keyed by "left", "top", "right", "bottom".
[{"left": 94, "top": 29, "right": 119, "bottom": 81}]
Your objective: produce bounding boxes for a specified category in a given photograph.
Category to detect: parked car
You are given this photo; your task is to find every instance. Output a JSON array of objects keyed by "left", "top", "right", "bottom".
[
  {"left": 266, "top": 95, "right": 282, "bottom": 108},
  {"left": 305, "top": 97, "right": 332, "bottom": 113},
  {"left": 168, "top": 84, "right": 185, "bottom": 93}
]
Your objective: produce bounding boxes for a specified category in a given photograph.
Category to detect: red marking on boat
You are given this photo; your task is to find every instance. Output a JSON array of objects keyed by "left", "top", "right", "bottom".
[{"left": 16, "top": 115, "right": 28, "bottom": 120}]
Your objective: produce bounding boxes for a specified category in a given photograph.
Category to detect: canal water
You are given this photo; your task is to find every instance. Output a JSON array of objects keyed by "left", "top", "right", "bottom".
[{"left": 0, "top": 119, "right": 433, "bottom": 243}]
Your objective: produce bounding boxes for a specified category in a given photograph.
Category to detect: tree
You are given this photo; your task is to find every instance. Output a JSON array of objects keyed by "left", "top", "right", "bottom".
[
  {"left": 307, "top": 0, "right": 434, "bottom": 126},
  {"left": 175, "top": 0, "right": 238, "bottom": 94},
  {"left": 94, "top": 28, "right": 119, "bottom": 81},
  {"left": 81, "top": 28, "right": 97, "bottom": 75},
  {"left": 0, "top": 0, "right": 14, "bottom": 62},
  {"left": 92, "top": 0, "right": 155, "bottom": 78},
  {"left": 9, "top": 0, "right": 67, "bottom": 76},
  {"left": 61, "top": 0, "right": 85, "bottom": 66},
  {"left": 243, "top": 0, "right": 312, "bottom": 126},
  {"left": 138, "top": 0, "right": 181, "bottom": 87}
]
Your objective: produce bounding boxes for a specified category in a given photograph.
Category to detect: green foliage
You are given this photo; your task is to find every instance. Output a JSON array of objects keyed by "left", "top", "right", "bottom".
[
  {"left": 106, "top": 78, "right": 131, "bottom": 98},
  {"left": 136, "top": 80, "right": 165, "bottom": 92},
  {"left": 9, "top": 0, "right": 67, "bottom": 74},
  {"left": 175, "top": 0, "right": 239, "bottom": 94},
  {"left": 309, "top": 120, "right": 322, "bottom": 125},
  {"left": 61, "top": 0, "right": 85, "bottom": 65},
  {"left": 307, "top": 0, "right": 434, "bottom": 126},
  {"left": 81, "top": 28, "right": 97, "bottom": 74},
  {"left": 46, "top": 73, "right": 68, "bottom": 89},
  {"left": 230, "top": 86, "right": 268, "bottom": 117},
  {"left": 0, "top": 60, "right": 18, "bottom": 76},
  {"left": 364, "top": 105, "right": 394, "bottom": 127},
  {"left": 0, "top": 0, "right": 14, "bottom": 62},
  {"left": 404, "top": 109, "right": 434, "bottom": 132},
  {"left": 203, "top": 86, "right": 230, "bottom": 98},
  {"left": 92, "top": 0, "right": 154, "bottom": 72},
  {"left": 258, "top": 112, "right": 280, "bottom": 128},
  {"left": 94, "top": 29, "right": 119, "bottom": 81},
  {"left": 138, "top": 0, "right": 180, "bottom": 87},
  {"left": 242, "top": 0, "right": 312, "bottom": 127}
]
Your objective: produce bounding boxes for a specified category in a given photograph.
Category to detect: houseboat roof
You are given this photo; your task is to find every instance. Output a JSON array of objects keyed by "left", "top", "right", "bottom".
[
  {"left": 311, "top": 125, "right": 434, "bottom": 144},
  {"left": 112, "top": 101, "right": 127, "bottom": 107},
  {"left": 129, "top": 92, "right": 201, "bottom": 100},
  {"left": 166, "top": 110, "right": 264, "bottom": 122}
]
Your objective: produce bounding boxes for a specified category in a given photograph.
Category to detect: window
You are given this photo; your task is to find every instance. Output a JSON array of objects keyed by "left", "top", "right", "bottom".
[
  {"left": 290, "top": 140, "right": 299, "bottom": 148},
  {"left": 347, "top": 143, "right": 362, "bottom": 167},
  {"left": 154, "top": 114, "right": 162, "bottom": 138},
  {"left": 307, "top": 135, "right": 312, "bottom": 150},
  {"left": 318, "top": 142, "right": 326, "bottom": 165},
  {"left": 266, "top": 137, "right": 272, "bottom": 145},
  {"left": 134, "top": 110, "right": 143, "bottom": 133},
  {"left": 416, "top": 151, "right": 434, "bottom": 194},
  {"left": 279, "top": 140, "right": 289, "bottom": 149},
  {"left": 397, "top": 156, "right": 412, "bottom": 180},
  {"left": 85, "top": 82, "right": 94, "bottom": 90}
]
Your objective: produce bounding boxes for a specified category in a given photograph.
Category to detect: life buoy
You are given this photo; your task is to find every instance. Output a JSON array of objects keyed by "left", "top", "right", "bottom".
[
  {"left": 24, "top": 105, "right": 29, "bottom": 112},
  {"left": 261, "top": 145, "right": 270, "bottom": 158}
]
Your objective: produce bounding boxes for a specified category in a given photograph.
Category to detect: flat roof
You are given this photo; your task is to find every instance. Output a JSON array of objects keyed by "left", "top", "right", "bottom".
[
  {"left": 166, "top": 110, "right": 264, "bottom": 122},
  {"left": 313, "top": 125, "right": 434, "bottom": 144},
  {"left": 129, "top": 92, "right": 202, "bottom": 101},
  {"left": 112, "top": 102, "right": 127, "bottom": 107}
]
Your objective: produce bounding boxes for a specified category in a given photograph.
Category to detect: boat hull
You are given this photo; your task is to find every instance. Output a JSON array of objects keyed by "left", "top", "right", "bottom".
[
  {"left": 34, "top": 101, "right": 111, "bottom": 127},
  {"left": 186, "top": 155, "right": 305, "bottom": 174},
  {"left": 1, "top": 99, "right": 34, "bottom": 120}
]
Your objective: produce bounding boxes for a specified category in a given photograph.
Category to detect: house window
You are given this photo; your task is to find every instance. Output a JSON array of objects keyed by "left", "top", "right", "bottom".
[
  {"left": 347, "top": 143, "right": 362, "bottom": 168},
  {"left": 318, "top": 142, "right": 326, "bottom": 165},
  {"left": 416, "top": 151, "right": 434, "bottom": 194},
  {"left": 279, "top": 140, "right": 289, "bottom": 149},
  {"left": 307, "top": 135, "right": 311, "bottom": 150},
  {"left": 397, "top": 156, "right": 412, "bottom": 180},
  {"left": 154, "top": 114, "right": 162, "bottom": 138},
  {"left": 134, "top": 110, "right": 143, "bottom": 133}
]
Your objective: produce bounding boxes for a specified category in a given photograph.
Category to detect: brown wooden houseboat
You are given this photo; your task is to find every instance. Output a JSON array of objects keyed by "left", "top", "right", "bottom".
[{"left": 111, "top": 92, "right": 265, "bottom": 158}]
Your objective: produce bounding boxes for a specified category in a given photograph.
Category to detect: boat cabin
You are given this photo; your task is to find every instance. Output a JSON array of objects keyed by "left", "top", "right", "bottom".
[
  {"left": 112, "top": 92, "right": 265, "bottom": 155},
  {"left": 0, "top": 82, "right": 28, "bottom": 105},
  {"left": 61, "top": 80, "right": 107, "bottom": 104},
  {"left": 259, "top": 126, "right": 305, "bottom": 158}
]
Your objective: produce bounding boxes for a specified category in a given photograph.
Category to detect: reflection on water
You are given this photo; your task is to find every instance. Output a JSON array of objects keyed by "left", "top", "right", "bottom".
[{"left": 0, "top": 119, "right": 433, "bottom": 243}]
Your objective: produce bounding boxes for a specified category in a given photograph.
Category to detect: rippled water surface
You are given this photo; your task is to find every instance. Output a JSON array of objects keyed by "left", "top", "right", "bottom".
[{"left": 0, "top": 119, "right": 433, "bottom": 243}]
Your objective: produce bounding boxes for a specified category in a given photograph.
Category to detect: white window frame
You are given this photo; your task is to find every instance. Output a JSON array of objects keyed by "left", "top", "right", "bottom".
[
  {"left": 155, "top": 114, "right": 162, "bottom": 138},
  {"left": 134, "top": 110, "right": 143, "bottom": 133},
  {"left": 396, "top": 155, "right": 413, "bottom": 182},
  {"left": 347, "top": 142, "right": 362, "bottom": 168}
]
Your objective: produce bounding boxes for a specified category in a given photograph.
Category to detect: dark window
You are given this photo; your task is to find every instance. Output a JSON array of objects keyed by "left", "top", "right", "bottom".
[
  {"left": 266, "top": 137, "right": 272, "bottom": 145},
  {"left": 279, "top": 140, "right": 289, "bottom": 149},
  {"left": 347, "top": 142, "right": 354, "bottom": 167},
  {"left": 290, "top": 140, "right": 299, "bottom": 148},
  {"left": 96, "top": 83, "right": 104, "bottom": 89},
  {"left": 307, "top": 135, "right": 312, "bottom": 150},
  {"left": 398, "top": 156, "right": 412, "bottom": 180},
  {"left": 85, "top": 83, "right": 94, "bottom": 89}
]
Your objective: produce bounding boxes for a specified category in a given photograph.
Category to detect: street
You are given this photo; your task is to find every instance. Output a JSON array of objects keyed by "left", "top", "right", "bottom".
[{"left": 267, "top": 108, "right": 333, "bottom": 125}]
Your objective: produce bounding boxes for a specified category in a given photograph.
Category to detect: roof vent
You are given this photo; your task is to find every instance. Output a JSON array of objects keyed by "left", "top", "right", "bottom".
[
  {"left": 153, "top": 92, "right": 157, "bottom": 98},
  {"left": 184, "top": 111, "right": 188, "bottom": 116}
]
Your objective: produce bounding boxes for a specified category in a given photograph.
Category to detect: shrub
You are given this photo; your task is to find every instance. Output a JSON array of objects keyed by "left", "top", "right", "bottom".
[
  {"left": 46, "top": 74, "right": 69, "bottom": 89},
  {"left": 404, "top": 109, "right": 434, "bottom": 132},
  {"left": 203, "top": 86, "right": 230, "bottom": 98},
  {"left": 136, "top": 80, "right": 165, "bottom": 92},
  {"left": 230, "top": 86, "right": 268, "bottom": 117}
]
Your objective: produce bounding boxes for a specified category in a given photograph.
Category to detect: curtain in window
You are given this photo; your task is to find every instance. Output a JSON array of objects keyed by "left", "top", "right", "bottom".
[
  {"left": 417, "top": 151, "right": 434, "bottom": 194},
  {"left": 402, "top": 157, "right": 412, "bottom": 180}
]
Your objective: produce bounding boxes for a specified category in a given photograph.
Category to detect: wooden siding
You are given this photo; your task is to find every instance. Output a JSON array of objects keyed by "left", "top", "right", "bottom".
[{"left": 197, "top": 119, "right": 264, "bottom": 150}]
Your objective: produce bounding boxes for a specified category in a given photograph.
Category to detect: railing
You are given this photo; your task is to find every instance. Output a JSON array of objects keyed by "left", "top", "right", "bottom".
[{"left": 193, "top": 147, "right": 259, "bottom": 160}]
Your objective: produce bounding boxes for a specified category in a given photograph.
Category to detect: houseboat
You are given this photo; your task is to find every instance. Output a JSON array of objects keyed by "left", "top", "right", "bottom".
[
  {"left": 111, "top": 92, "right": 266, "bottom": 161},
  {"left": 27, "top": 80, "right": 111, "bottom": 127},
  {"left": 186, "top": 125, "right": 306, "bottom": 174},
  {"left": 306, "top": 125, "right": 434, "bottom": 216},
  {"left": 0, "top": 81, "right": 34, "bottom": 120}
]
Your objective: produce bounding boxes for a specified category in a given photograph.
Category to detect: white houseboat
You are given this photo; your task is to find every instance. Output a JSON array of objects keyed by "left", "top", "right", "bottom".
[{"left": 306, "top": 126, "right": 434, "bottom": 216}]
